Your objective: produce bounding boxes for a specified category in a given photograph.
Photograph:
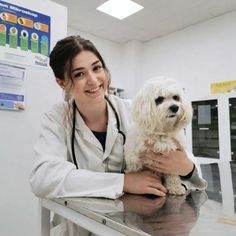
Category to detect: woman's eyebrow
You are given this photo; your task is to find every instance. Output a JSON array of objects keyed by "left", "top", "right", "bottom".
[
  {"left": 92, "top": 60, "right": 101, "bottom": 65},
  {"left": 71, "top": 60, "right": 101, "bottom": 73}
]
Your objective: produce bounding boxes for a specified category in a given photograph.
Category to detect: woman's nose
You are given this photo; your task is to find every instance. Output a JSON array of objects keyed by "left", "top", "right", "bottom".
[{"left": 86, "top": 70, "right": 97, "bottom": 83}]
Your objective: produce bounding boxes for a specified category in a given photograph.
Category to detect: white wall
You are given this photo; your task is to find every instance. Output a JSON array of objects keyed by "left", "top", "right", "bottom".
[
  {"left": 120, "top": 40, "right": 143, "bottom": 98},
  {"left": 142, "top": 11, "right": 236, "bottom": 100},
  {"left": 69, "top": 11, "right": 236, "bottom": 100},
  {"left": 0, "top": 1, "right": 67, "bottom": 236}
]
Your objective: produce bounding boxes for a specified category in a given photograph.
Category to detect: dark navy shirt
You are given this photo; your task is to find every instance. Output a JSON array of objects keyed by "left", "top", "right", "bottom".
[{"left": 92, "top": 130, "right": 107, "bottom": 152}]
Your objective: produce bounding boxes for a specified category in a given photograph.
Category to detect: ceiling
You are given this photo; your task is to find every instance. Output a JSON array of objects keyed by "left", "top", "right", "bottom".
[{"left": 51, "top": 0, "right": 236, "bottom": 43}]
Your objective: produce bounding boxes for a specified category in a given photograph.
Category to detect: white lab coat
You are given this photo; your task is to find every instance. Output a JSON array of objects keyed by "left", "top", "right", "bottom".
[
  {"left": 29, "top": 95, "right": 132, "bottom": 199},
  {"left": 29, "top": 95, "right": 207, "bottom": 200}
]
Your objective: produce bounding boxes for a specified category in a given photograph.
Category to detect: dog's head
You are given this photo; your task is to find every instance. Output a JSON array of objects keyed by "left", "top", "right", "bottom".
[{"left": 132, "top": 78, "right": 192, "bottom": 134}]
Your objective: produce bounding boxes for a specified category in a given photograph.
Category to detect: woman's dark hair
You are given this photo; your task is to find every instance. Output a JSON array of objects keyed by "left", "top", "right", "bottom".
[
  {"left": 49, "top": 35, "right": 111, "bottom": 125},
  {"left": 49, "top": 35, "right": 111, "bottom": 87}
]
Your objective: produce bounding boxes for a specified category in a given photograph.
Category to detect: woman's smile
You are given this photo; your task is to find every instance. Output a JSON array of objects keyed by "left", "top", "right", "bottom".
[
  {"left": 85, "top": 85, "right": 104, "bottom": 97},
  {"left": 86, "top": 85, "right": 101, "bottom": 93}
]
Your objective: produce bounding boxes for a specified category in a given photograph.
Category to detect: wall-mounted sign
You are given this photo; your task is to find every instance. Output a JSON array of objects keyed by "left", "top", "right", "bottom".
[
  {"left": 0, "top": 62, "right": 25, "bottom": 110},
  {"left": 211, "top": 80, "right": 236, "bottom": 94},
  {"left": 0, "top": 0, "right": 51, "bottom": 67}
]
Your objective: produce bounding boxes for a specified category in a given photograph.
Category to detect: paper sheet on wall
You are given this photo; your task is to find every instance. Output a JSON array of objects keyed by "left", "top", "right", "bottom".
[{"left": 0, "top": 62, "right": 25, "bottom": 110}]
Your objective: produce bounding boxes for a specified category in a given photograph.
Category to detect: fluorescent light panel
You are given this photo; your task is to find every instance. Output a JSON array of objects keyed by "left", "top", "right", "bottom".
[{"left": 96, "top": 0, "right": 144, "bottom": 20}]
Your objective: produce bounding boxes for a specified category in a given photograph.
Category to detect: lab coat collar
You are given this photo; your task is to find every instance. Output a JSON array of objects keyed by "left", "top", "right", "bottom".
[
  {"left": 74, "top": 109, "right": 102, "bottom": 150},
  {"left": 103, "top": 101, "right": 118, "bottom": 160},
  {"left": 74, "top": 99, "right": 119, "bottom": 158}
]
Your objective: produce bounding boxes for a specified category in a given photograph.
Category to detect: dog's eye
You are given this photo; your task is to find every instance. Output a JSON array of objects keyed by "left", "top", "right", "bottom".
[
  {"left": 155, "top": 96, "right": 165, "bottom": 105},
  {"left": 173, "top": 95, "right": 180, "bottom": 101}
]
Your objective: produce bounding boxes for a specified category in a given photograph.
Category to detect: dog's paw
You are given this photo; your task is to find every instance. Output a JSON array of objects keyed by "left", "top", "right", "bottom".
[{"left": 167, "top": 185, "right": 186, "bottom": 195}]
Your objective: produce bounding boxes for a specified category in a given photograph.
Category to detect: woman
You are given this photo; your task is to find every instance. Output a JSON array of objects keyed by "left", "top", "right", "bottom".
[{"left": 29, "top": 35, "right": 207, "bottom": 199}]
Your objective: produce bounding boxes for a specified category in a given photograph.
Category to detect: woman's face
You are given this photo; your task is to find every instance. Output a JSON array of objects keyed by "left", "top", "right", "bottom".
[{"left": 67, "top": 50, "right": 108, "bottom": 107}]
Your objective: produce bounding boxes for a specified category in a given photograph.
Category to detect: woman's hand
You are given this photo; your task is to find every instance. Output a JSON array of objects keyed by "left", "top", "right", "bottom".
[
  {"left": 141, "top": 140, "right": 194, "bottom": 176},
  {"left": 124, "top": 170, "right": 167, "bottom": 197}
]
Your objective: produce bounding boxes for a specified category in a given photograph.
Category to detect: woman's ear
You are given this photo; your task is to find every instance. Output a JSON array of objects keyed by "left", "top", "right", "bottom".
[{"left": 56, "top": 79, "right": 65, "bottom": 89}]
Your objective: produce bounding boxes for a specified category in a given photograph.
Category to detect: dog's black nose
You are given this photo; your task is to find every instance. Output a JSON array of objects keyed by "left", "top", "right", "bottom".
[{"left": 169, "top": 104, "right": 179, "bottom": 113}]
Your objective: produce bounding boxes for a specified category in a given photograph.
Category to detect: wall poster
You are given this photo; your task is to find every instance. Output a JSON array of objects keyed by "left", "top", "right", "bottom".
[
  {"left": 0, "top": 62, "right": 25, "bottom": 110},
  {"left": 211, "top": 80, "right": 236, "bottom": 94},
  {"left": 0, "top": 0, "right": 51, "bottom": 67}
]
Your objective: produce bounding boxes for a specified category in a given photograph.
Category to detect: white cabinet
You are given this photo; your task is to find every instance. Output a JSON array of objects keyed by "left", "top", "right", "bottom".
[{"left": 186, "top": 93, "right": 236, "bottom": 163}]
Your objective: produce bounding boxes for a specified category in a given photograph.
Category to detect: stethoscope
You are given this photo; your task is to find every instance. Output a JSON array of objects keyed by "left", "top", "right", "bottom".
[{"left": 71, "top": 95, "right": 126, "bottom": 170}]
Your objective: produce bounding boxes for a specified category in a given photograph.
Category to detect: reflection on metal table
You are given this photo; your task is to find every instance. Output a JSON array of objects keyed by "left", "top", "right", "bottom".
[{"left": 40, "top": 161, "right": 236, "bottom": 236}]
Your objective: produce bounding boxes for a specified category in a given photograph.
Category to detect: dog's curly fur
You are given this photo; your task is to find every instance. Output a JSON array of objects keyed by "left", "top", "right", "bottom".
[{"left": 124, "top": 78, "right": 193, "bottom": 195}]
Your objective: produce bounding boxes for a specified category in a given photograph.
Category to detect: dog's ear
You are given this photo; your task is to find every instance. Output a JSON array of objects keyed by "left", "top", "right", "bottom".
[
  {"left": 132, "top": 85, "right": 155, "bottom": 129},
  {"left": 180, "top": 97, "right": 193, "bottom": 125}
]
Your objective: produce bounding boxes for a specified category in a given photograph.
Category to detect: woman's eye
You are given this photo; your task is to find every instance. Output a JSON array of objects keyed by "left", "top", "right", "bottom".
[
  {"left": 173, "top": 95, "right": 180, "bottom": 101},
  {"left": 93, "top": 65, "right": 102, "bottom": 72},
  {"left": 74, "top": 72, "right": 84, "bottom": 79}
]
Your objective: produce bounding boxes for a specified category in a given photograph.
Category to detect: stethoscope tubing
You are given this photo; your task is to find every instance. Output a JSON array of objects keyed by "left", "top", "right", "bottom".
[
  {"left": 71, "top": 100, "right": 78, "bottom": 168},
  {"left": 71, "top": 96, "right": 126, "bottom": 169}
]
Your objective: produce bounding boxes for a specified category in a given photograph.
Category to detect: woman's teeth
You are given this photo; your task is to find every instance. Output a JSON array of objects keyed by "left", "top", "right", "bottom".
[{"left": 87, "top": 86, "right": 100, "bottom": 93}]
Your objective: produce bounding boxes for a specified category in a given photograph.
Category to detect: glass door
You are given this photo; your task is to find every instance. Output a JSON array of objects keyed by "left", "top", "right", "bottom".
[
  {"left": 192, "top": 100, "right": 219, "bottom": 158},
  {"left": 229, "top": 98, "right": 236, "bottom": 160}
]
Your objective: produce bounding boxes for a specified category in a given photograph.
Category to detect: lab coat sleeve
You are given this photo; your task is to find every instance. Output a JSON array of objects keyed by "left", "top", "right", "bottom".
[
  {"left": 29, "top": 106, "right": 124, "bottom": 199},
  {"left": 181, "top": 151, "right": 208, "bottom": 191}
]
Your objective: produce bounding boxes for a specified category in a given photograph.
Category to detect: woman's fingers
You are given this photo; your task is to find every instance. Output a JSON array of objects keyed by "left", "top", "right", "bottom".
[
  {"left": 141, "top": 151, "right": 165, "bottom": 164},
  {"left": 145, "top": 163, "right": 168, "bottom": 174},
  {"left": 146, "top": 172, "right": 167, "bottom": 193},
  {"left": 146, "top": 187, "right": 166, "bottom": 197},
  {"left": 124, "top": 170, "right": 167, "bottom": 196},
  {"left": 150, "top": 181, "right": 167, "bottom": 193},
  {"left": 143, "top": 158, "right": 164, "bottom": 169}
]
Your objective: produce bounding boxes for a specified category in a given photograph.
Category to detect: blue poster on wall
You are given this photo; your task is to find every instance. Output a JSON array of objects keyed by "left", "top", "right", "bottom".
[
  {"left": 0, "top": 62, "right": 25, "bottom": 111},
  {"left": 0, "top": 0, "right": 51, "bottom": 67}
]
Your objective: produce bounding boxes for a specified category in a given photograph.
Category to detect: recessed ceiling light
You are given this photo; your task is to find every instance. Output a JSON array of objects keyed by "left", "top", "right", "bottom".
[{"left": 96, "top": 0, "right": 144, "bottom": 20}]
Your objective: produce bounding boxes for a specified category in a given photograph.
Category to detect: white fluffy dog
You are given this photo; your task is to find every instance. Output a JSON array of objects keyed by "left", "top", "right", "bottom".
[{"left": 124, "top": 78, "right": 192, "bottom": 195}]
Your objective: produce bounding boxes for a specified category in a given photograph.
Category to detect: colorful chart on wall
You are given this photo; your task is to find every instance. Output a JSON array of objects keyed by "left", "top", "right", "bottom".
[{"left": 0, "top": 0, "right": 51, "bottom": 67}]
